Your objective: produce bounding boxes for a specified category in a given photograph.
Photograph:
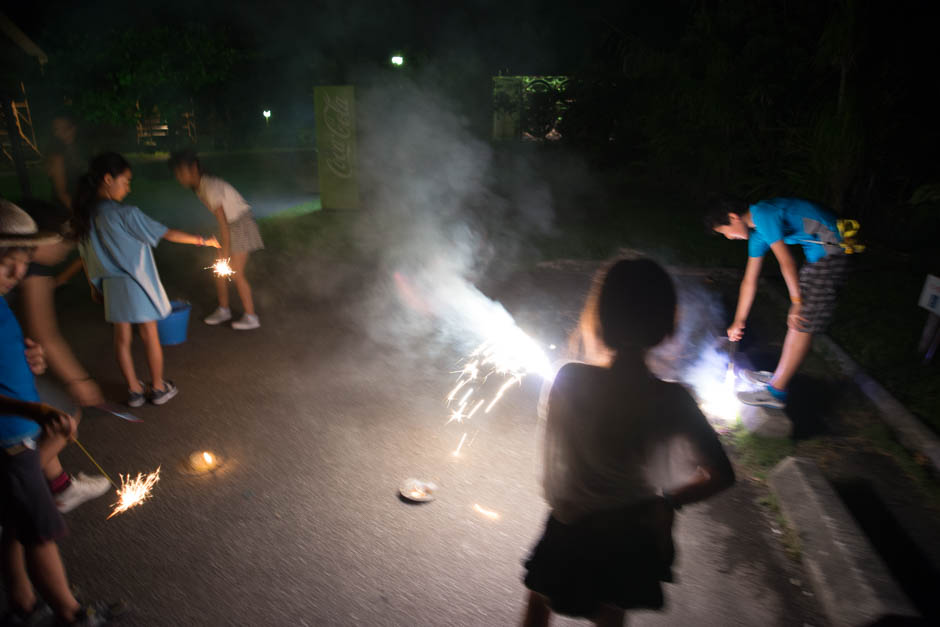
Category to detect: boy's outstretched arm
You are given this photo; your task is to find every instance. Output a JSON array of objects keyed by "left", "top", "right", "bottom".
[
  {"left": 729, "top": 255, "right": 764, "bottom": 340},
  {"left": 212, "top": 206, "right": 231, "bottom": 259},
  {"left": 163, "top": 229, "right": 220, "bottom": 248},
  {"left": 769, "top": 240, "right": 807, "bottom": 331}
]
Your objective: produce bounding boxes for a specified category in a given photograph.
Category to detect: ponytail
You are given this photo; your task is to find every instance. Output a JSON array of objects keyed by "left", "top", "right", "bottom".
[
  {"left": 70, "top": 152, "right": 131, "bottom": 240},
  {"left": 70, "top": 173, "right": 98, "bottom": 239}
]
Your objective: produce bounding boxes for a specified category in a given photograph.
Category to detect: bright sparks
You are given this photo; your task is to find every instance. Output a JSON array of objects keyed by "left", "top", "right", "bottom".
[
  {"left": 445, "top": 329, "right": 552, "bottom": 424},
  {"left": 452, "top": 432, "right": 468, "bottom": 456},
  {"left": 108, "top": 467, "right": 161, "bottom": 519},
  {"left": 697, "top": 366, "right": 740, "bottom": 423},
  {"left": 473, "top": 503, "right": 500, "bottom": 520},
  {"left": 207, "top": 258, "right": 235, "bottom": 278}
]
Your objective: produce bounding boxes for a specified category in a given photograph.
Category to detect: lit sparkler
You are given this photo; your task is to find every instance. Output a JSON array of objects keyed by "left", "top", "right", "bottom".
[
  {"left": 207, "top": 258, "right": 235, "bottom": 279},
  {"left": 698, "top": 367, "right": 740, "bottom": 422},
  {"left": 688, "top": 348, "right": 741, "bottom": 423},
  {"left": 108, "top": 467, "right": 161, "bottom": 519},
  {"left": 445, "top": 329, "right": 552, "bottom": 425}
]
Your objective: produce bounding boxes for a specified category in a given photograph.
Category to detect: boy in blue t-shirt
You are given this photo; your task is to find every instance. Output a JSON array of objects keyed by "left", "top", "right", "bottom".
[
  {"left": 1, "top": 200, "right": 123, "bottom": 625},
  {"left": 706, "top": 198, "right": 851, "bottom": 408}
]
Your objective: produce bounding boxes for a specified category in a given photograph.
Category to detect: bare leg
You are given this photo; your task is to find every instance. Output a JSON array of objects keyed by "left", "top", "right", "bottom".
[
  {"left": 39, "top": 433, "right": 69, "bottom": 481},
  {"left": 20, "top": 276, "right": 102, "bottom": 406},
  {"left": 2, "top": 532, "right": 35, "bottom": 613},
  {"left": 770, "top": 329, "right": 813, "bottom": 391},
  {"left": 214, "top": 273, "right": 229, "bottom": 310},
  {"left": 25, "top": 541, "right": 81, "bottom": 621},
  {"left": 593, "top": 604, "right": 626, "bottom": 627},
  {"left": 138, "top": 321, "right": 165, "bottom": 391},
  {"left": 114, "top": 323, "right": 142, "bottom": 393},
  {"left": 522, "top": 591, "right": 551, "bottom": 627},
  {"left": 230, "top": 252, "right": 255, "bottom": 316}
]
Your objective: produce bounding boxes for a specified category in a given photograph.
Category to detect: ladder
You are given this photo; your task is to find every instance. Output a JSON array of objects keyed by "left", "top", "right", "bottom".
[{"left": 0, "top": 82, "right": 42, "bottom": 164}]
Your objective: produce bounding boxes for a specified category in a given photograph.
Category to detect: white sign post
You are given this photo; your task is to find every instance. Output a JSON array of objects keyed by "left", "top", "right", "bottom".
[{"left": 917, "top": 274, "right": 940, "bottom": 363}]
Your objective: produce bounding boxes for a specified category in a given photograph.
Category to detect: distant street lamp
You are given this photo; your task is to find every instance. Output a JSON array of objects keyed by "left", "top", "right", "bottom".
[
  {"left": 263, "top": 110, "right": 271, "bottom": 125},
  {"left": 390, "top": 55, "right": 404, "bottom": 67}
]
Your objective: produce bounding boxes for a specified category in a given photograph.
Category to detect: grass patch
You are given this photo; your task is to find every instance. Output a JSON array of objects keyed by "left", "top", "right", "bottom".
[
  {"left": 756, "top": 492, "right": 803, "bottom": 561},
  {"left": 275, "top": 198, "right": 322, "bottom": 217},
  {"left": 724, "top": 422, "right": 795, "bottom": 482},
  {"left": 856, "top": 421, "right": 940, "bottom": 511}
]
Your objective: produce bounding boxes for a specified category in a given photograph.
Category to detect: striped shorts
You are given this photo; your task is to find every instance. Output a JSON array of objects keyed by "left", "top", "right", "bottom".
[{"left": 798, "top": 252, "right": 850, "bottom": 333}]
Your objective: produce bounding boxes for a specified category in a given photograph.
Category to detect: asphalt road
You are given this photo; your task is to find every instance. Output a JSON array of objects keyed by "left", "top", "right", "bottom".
[{"left": 5, "top": 261, "right": 826, "bottom": 626}]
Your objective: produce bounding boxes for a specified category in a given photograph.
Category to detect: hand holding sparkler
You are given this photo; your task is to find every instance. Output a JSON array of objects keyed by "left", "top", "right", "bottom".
[
  {"left": 36, "top": 403, "right": 78, "bottom": 440},
  {"left": 727, "top": 321, "right": 746, "bottom": 342}
]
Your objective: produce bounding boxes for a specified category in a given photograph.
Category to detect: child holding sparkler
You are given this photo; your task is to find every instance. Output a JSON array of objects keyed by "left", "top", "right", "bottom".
[
  {"left": 169, "top": 149, "right": 264, "bottom": 330},
  {"left": 72, "top": 153, "right": 219, "bottom": 407},
  {"left": 522, "top": 258, "right": 735, "bottom": 627},
  {"left": 1, "top": 200, "right": 125, "bottom": 625},
  {"left": 707, "top": 198, "right": 856, "bottom": 409}
]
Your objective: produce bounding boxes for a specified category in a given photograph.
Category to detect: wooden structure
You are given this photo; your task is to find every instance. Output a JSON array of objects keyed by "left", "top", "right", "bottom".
[
  {"left": 0, "top": 82, "right": 41, "bottom": 164},
  {"left": 136, "top": 103, "right": 197, "bottom": 147}
]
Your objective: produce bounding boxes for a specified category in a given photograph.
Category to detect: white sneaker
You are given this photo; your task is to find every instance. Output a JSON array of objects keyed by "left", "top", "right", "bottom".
[
  {"left": 56, "top": 472, "right": 112, "bottom": 513},
  {"left": 232, "top": 313, "right": 260, "bottom": 330},
  {"left": 204, "top": 307, "right": 232, "bottom": 325},
  {"left": 741, "top": 369, "right": 774, "bottom": 386}
]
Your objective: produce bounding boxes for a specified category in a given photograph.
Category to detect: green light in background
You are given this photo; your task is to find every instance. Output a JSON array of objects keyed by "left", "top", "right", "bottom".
[{"left": 391, "top": 55, "right": 404, "bottom": 66}]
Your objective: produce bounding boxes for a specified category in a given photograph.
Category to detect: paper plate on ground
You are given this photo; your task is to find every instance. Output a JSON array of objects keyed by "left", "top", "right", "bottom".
[{"left": 399, "top": 478, "right": 437, "bottom": 503}]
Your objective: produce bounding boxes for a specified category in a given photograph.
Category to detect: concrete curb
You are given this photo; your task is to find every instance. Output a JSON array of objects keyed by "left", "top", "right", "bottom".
[
  {"left": 812, "top": 334, "right": 940, "bottom": 474},
  {"left": 769, "top": 456, "right": 919, "bottom": 626}
]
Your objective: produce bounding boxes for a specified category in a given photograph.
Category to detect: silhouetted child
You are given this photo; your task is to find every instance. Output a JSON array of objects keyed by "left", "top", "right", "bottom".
[
  {"left": 1, "top": 199, "right": 124, "bottom": 625},
  {"left": 169, "top": 149, "right": 264, "bottom": 330},
  {"left": 522, "top": 258, "right": 735, "bottom": 627},
  {"left": 707, "top": 198, "right": 854, "bottom": 408},
  {"left": 72, "top": 153, "right": 219, "bottom": 407}
]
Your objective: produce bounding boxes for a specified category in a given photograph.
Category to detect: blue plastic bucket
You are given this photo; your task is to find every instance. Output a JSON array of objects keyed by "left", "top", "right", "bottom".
[{"left": 157, "top": 300, "right": 191, "bottom": 346}]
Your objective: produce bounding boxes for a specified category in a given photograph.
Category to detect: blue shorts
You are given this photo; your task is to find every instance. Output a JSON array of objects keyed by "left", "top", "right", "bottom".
[{"left": 1, "top": 446, "right": 67, "bottom": 544}]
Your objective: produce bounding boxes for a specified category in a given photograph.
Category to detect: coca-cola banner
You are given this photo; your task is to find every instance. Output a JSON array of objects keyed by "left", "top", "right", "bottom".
[{"left": 314, "top": 85, "right": 359, "bottom": 209}]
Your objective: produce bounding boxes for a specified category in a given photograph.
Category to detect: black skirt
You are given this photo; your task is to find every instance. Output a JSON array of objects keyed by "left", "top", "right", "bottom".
[{"left": 523, "top": 499, "right": 675, "bottom": 618}]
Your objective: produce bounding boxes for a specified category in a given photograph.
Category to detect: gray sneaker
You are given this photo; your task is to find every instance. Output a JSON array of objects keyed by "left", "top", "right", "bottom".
[
  {"left": 737, "top": 387, "right": 786, "bottom": 409},
  {"left": 741, "top": 369, "right": 774, "bottom": 386},
  {"left": 231, "top": 313, "right": 260, "bottom": 330},
  {"left": 127, "top": 380, "right": 146, "bottom": 408},
  {"left": 57, "top": 600, "right": 129, "bottom": 626},
  {"left": 149, "top": 380, "right": 178, "bottom": 405},
  {"left": 203, "top": 306, "right": 232, "bottom": 325},
  {"left": 1, "top": 600, "right": 52, "bottom": 626}
]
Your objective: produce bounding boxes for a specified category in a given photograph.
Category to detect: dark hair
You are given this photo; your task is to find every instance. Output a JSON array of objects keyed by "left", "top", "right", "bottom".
[
  {"left": 704, "top": 198, "right": 747, "bottom": 231},
  {"left": 597, "top": 258, "right": 676, "bottom": 352},
  {"left": 168, "top": 148, "right": 201, "bottom": 173},
  {"left": 71, "top": 152, "right": 131, "bottom": 240}
]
